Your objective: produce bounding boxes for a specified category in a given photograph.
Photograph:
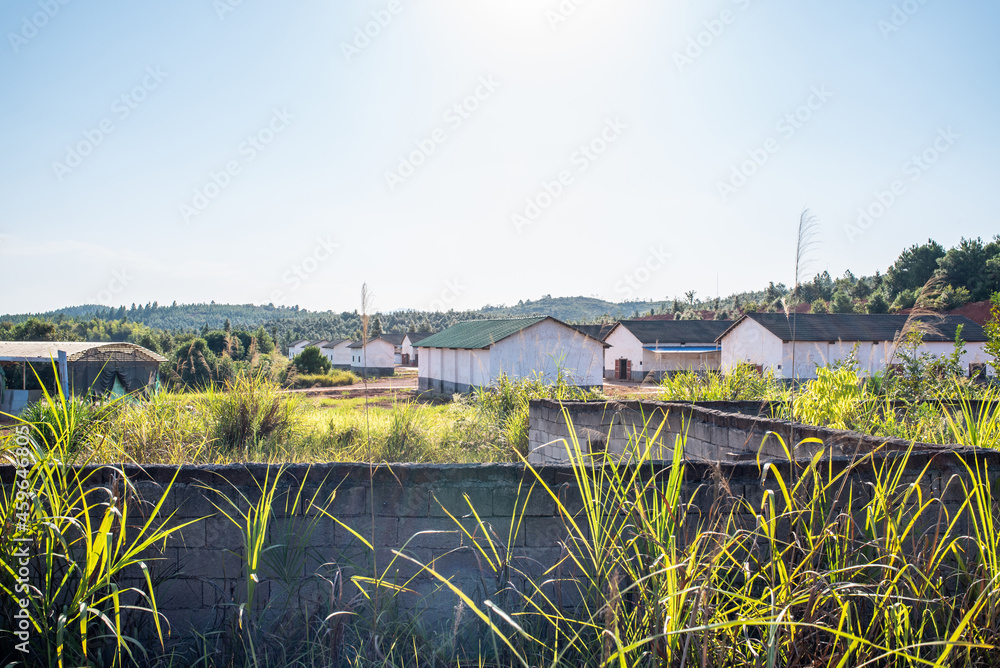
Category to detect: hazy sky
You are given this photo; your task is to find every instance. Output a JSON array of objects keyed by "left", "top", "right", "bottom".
[{"left": 2, "top": 0, "right": 997, "bottom": 314}]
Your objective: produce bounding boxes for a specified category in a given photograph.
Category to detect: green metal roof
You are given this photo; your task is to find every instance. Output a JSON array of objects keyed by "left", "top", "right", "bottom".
[{"left": 413, "top": 317, "right": 549, "bottom": 349}]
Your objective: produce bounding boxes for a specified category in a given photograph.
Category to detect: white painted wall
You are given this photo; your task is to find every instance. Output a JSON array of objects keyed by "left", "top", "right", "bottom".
[
  {"left": 723, "top": 320, "right": 993, "bottom": 379},
  {"left": 489, "top": 319, "right": 604, "bottom": 386},
  {"left": 350, "top": 339, "right": 395, "bottom": 370},
  {"left": 720, "top": 319, "right": 784, "bottom": 374},
  {"left": 643, "top": 349, "right": 722, "bottom": 373},
  {"left": 603, "top": 325, "right": 644, "bottom": 376},
  {"left": 288, "top": 341, "right": 310, "bottom": 360},
  {"left": 471, "top": 349, "right": 491, "bottom": 386},
  {"left": 322, "top": 341, "right": 352, "bottom": 366}
]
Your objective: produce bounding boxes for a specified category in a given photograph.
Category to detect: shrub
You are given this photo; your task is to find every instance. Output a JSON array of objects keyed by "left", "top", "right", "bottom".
[
  {"left": 291, "top": 346, "right": 331, "bottom": 375},
  {"left": 205, "top": 372, "right": 301, "bottom": 453}
]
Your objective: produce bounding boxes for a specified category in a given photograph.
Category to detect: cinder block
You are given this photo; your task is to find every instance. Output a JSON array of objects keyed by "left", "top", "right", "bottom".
[
  {"left": 374, "top": 484, "right": 428, "bottom": 517},
  {"left": 429, "top": 485, "right": 493, "bottom": 518}
]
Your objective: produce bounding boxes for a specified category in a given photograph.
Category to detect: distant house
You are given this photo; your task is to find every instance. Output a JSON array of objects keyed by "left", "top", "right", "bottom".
[
  {"left": 288, "top": 339, "right": 329, "bottom": 360},
  {"left": 401, "top": 332, "right": 433, "bottom": 366},
  {"left": 321, "top": 339, "right": 353, "bottom": 370},
  {"left": 287, "top": 339, "right": 311, "bottom": 359},
  {"left": 414, "top": 316, "right": 607, "bottom": 393},
  {"left": 379, "top": 333, "right": 406, "bottom": 365},
  {"left": 603, "top": 320, "right": 734, "bottom": 381},
  {"left": 0, "top": 342, "right": 167, "bottom": 416},
  {"left": 717, "top": 313, "right": 991, "bottom": 379},
  {"left": 348, "top": 338, "right": 396, "bottom": 377}
]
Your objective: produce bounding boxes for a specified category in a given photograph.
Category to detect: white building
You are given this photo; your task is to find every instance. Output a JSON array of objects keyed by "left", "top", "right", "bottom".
[
  {"left": 379, "top": 333, "right": 406, "bottom": 365},
  {"left": 287, "top": 339, "right": 329, "bottom": 360},
  {"left": 287, "top": 339, "right": 311, "bottom": 359},
  {"left": 717, "top": 313, "right": 991, "bottom": 379},
  {"left": 415, "top": 316, "right": 607, "bottom": 393},
  {"left": 348, "top": 338, "right": 396, "bottom": 377},
  {"left": 602, "top": 320, "right": 733, "bottom": 381},
  {"left": 401, "top": 332, "right": 433, "bottom": 366},
  {"left": 321, "top": 339, "right": 353, "bottom": 370}
]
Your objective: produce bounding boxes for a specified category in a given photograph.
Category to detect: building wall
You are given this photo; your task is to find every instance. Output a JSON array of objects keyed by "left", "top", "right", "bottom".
[
  {"left": 322, "top": 342, "right": 353, "bottom": 369},
  {"left": 603, "top": 326, "right": 644, "bottom": 378},
  {"left": 780, "top": 340, "right": 992, "bottom": 379},
  {"left": 719, "top": 319, "right": 784, "bottom": 374},
  {"left": 641, "top": 349, "right": 722, "bottom": 377},
  {"left": 489, "top": 320, "right": 604, "bottom": 387},
  {"left": 350, "top": 340, "right": 395, "bottom": 374},
  {"left": 722, "top": 320, "right": 993, "bottom": 379},
  {"left": 287, "top": 342, "right": 309, "bottom": 360}
]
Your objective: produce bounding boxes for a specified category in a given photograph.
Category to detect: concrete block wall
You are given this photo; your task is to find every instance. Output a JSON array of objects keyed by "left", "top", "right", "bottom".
[
  {"left": 528, "top": 399, "right": 954, "bottom": 464},
  {"left": 2, "top": 445, "right": 988, "bottom": 650}
]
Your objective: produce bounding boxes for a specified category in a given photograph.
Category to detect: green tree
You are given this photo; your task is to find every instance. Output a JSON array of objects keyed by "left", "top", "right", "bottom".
[
  {"left": 292, "top": 346, "right": 331, "bottom": 374},
  {"left": 866, "top": 292, "right": 889, "bottom": 314},
  {"left": 810, "top": 299, "right": 829, "bottom": 314},
  {"left": 935, "top": 236, "right": 1000, "bottom": 302},
  {"left": 884, "top": 239, "right": 946, "bottom": 297},
  {"left": 371, "top": 315, "right": 383, "bottom": 337},
  {"left": 986, "top": 293, "right": 1000, "bottom": 376},
  {"left": 253, "top": 325, "right": 275, "bottom": 354},
  {"left": 831, "top": 291, "right": 854, "bottom": 314}
]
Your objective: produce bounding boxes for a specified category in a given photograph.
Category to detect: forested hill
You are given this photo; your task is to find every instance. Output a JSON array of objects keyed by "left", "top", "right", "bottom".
[{"left": 0, "top": 296, "right": 687, "bottom": 338}]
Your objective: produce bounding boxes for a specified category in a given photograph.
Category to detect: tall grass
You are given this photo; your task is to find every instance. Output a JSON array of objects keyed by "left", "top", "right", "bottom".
[
  {"left": 0, "top": 403, "right": 197, "bottom": 666},
  {"left": 658, "top": 364, "right": 788, "bottom": 403},
  {"left": 404, "top": 418, "right": 1000, "bottom": 667}
]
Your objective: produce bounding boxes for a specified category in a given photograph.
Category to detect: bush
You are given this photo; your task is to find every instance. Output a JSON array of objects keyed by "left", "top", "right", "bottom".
[
  {"left": 291, "top": 346, "right": 331, "bottom": 375},
  {"left": 205, "top": 372, "right": 301, "bottom": 453}
]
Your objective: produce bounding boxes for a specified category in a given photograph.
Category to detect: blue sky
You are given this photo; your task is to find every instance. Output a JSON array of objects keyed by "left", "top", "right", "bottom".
[{"left": 1, "top": 0, "right": 997, "bottom": 314}]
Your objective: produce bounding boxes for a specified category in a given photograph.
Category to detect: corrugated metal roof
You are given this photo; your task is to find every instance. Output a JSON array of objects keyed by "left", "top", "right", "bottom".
[
  {"left": 414, "top": 316, "right": 609, "bottom": 350},
  {"left": 0, "top": 341, "right": 167, "bottom": 363},
  {"left": 403, "top": 331, "right": 434, "bottom": 344},
  {"left": 645, "top": 345, "right": 721, "bottom": 354},
  {"left": 413, "top": 317, "right": 549, "bottom": 349},
  {"left": 571, "top": 323, "right": 617, "bottom": 341},
  {"left": 347, "top": 338, "right": 394, "bottom": 349},
  {"left": 379, "top": 333, "right": 405, "bottom": 346},
  {"left": 718, "top": 313, "right": 987, "bottom": 343},
  {"left": 618, "top": 320, "right": 734, "bottom": 344}
]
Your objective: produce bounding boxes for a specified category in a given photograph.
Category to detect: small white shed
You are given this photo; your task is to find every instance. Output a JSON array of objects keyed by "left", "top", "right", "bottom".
[
  {"left": 321, "top": 339, "right": 353, "bottom": 370},
  {"left": 348, "top": 338, "right": 396, "bottom": 377}
]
